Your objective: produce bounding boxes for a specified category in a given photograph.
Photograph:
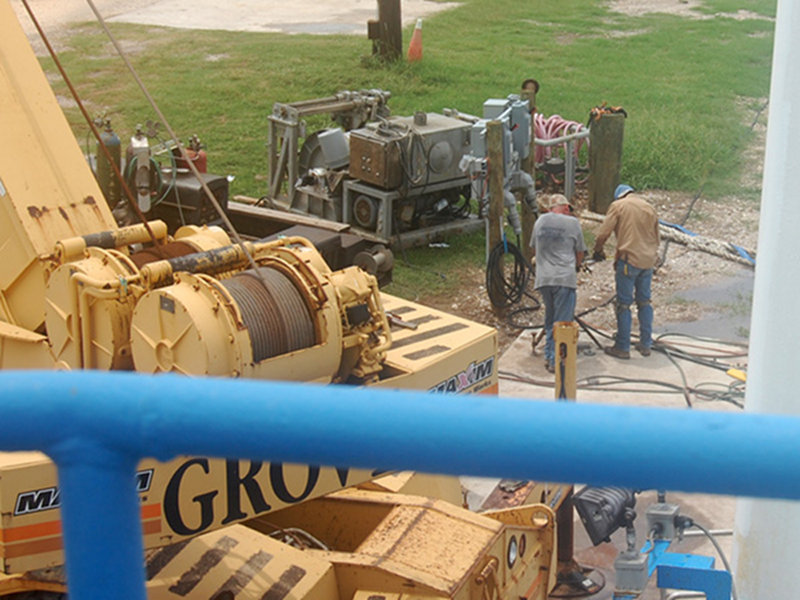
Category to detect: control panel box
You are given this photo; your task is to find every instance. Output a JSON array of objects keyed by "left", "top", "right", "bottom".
[
  {"left": 349, "top": 127, "right": 403, "bottom": 189},
  {"left": 349, "top": 113, "right": 471, "bottom": 190}
]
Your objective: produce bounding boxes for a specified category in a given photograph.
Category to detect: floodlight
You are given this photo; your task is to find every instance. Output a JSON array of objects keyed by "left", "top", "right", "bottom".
[{"left": 574, "top": 486, "right": 636, "bottom": 546}]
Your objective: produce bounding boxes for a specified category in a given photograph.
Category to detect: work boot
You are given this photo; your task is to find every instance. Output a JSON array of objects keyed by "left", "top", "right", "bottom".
[
  {"left": 604, "top": 345, "right": 630, "bottom": 360},
  {"left": 635, "top": 343, "right": 651, "bottom": 357}
]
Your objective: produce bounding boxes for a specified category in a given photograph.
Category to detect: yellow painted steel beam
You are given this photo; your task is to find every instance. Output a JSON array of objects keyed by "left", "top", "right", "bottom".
[{"left": 0, "top": 0, "right": 117, "bottom": 330}]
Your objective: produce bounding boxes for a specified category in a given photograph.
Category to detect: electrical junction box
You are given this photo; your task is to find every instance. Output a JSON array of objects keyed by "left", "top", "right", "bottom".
[
  {"left": 483, "top": 98, "right": 509, "bottom": 119},
  {"left": 646, "top": 503, "right": 680, "bottom": 541},
  {"left": 349, "top": 113, "right": 471, "bottom": 190},
  {"left": 479, "top": 98, "right": 531, "bottom": 161},
  {"left": 470, "top": 118, "right": 512, "bottom": 169},
  {"left": 614, "top": 550, "right": 649, "bottom": 593},
  {"left": 349, "top": 125, "right": 404, "bottom": 189},
  {"left": 509, "top": 99, "right": 531, "bottom": 159}
]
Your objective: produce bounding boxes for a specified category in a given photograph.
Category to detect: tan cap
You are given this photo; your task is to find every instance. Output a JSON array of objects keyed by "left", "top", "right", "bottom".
[{"left": 548, "top": 194, "right": 570, "bottom": 209}]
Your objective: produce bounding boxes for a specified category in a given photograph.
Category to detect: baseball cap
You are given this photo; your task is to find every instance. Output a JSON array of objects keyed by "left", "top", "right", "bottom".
[
  {"left": 614, "top": 184, "right": 634, "bottom": 200},
  {"left": 548, "top": 194, "right": 571, "bottom": 209}
]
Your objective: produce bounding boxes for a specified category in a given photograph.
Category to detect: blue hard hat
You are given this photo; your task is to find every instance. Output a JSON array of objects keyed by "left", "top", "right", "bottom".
[{"left": 614, "top": 184, "right": 634, "bottom": 200}]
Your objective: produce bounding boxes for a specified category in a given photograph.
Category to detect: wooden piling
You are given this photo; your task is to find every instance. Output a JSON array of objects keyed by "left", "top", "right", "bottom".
[
  {"left": 588, "top": 112, "right": 625, "bottom": 214},
  {"left": 367, "top": 0, "right": 402, "bottom": 61},
  {"left": 487, "top": 120, "right": 505, "bottom": 260}
]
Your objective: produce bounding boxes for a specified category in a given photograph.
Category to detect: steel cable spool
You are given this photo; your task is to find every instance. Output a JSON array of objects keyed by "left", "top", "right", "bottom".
[{"left": 223, "top": 267, "right": 315, "bottom": 362}]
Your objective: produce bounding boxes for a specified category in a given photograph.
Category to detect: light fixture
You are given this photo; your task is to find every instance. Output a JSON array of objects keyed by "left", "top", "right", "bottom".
[{"left": 573, "top": 486, "right": 636, "bottom": 546}]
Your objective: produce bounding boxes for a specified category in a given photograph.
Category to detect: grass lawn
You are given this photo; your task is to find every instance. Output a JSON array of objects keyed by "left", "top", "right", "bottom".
[{"left": 40, "top": 0, "right": 777, "bottom": 297}]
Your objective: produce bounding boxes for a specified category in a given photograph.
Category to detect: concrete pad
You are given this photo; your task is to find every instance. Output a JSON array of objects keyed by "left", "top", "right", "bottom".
[
  {"left": 501, "top": 329, "right": 745, "bottom": 411},
  {"left": 498, "top": 327, "right": 745, "bottom": 599},
  {"left": 106, "top": 0, "right": 459, "bottom": 34}
]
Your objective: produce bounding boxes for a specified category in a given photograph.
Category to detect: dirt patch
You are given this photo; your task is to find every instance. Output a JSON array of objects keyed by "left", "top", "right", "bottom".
[
  {"left": 608, "top": 0, "right": 704, "bottom": 18},
  {"left": 608, "top": 0, "right": 774, "bottom": 21}
]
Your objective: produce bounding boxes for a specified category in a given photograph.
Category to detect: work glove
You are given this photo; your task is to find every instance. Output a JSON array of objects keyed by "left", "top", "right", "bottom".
[{"left": 592, "top": 249, "right": 606, "bottom": 262}]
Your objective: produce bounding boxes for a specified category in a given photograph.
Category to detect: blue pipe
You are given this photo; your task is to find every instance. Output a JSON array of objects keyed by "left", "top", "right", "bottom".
[
  {"left": 3, "top": 370, "right": 800, "bottom": 599},
  {"left": 57, "top": 445, "right": 145, "bottom": 598}
]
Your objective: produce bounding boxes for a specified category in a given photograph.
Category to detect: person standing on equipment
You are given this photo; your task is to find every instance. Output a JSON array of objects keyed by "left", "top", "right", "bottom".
[
  {"left": 592, "top": 184, "right": 660, "bottom": 359},
  {"left": 532, "top": 194, "right": 586, "bottom": 373}
]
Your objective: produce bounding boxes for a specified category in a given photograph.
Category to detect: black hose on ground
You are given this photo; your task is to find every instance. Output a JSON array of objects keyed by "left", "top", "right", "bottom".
[
  {"left": 486, "top": 237, "right": 531, "bottom": 308},
  {"left": 485, "top": 237, "right": 542, "bottom": 327}
]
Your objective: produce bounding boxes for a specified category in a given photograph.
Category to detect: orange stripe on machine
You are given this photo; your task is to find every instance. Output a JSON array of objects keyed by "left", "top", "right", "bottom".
[{"left": 0, "top": 504, "right": 161, "bottom": 544}]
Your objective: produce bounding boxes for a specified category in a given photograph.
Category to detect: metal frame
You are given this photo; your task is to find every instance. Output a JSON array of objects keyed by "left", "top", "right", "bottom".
[
  {"left": 612, "top": 540, "right": 732, "bottom": 600},
  {"left": 342, "top": 177, "right": 471, "bottom": 241},
  {"left": 534, "top": 129, "right": 590, "bottom": 200},
  {"left": 267, "top": 91, "right": 391, "bottom": 208},
  {"left": 267, "top": 115, "right": 301, "bottom": 205},
  {"left": 644, "top": 540, "right": 731, "bottom": 600}
]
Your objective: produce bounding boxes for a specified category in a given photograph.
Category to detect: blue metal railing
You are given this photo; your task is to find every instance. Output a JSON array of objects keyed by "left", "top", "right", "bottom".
[{"left": 3, "top": 370, "right": 800, "bottom": 599}]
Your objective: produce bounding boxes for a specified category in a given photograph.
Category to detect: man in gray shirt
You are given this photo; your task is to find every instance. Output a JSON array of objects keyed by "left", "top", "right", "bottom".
[{"left": 532, "top": 194, "right": 586, "bottom": 372}]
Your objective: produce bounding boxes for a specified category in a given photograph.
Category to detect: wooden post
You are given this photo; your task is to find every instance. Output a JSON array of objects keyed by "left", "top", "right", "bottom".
[
  {"left": 588, "top": 112, "right": 625, "bottom": 214},
  {"left": 520, "top": 89, "right": 537, "bottom": 262},
  {"left": 367, "top": 0, "right": 402, "bottom": 61},
  {"left": 487, "top": 120, "right": 505, "bottom": 264}
]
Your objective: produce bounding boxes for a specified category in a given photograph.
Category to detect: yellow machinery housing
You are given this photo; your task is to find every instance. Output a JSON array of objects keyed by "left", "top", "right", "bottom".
[
  {"left": 0, "top": 1, "right": 555, "bottom": 598},
  {"left": 144, "top": 491, "right": 557, "bottom": 600}
]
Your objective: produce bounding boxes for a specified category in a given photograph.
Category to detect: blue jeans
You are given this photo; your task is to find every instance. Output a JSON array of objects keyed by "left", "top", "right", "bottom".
[
  {"left": 614, "top": 259, "right": 653, "bottom": 352},
  {"left": 539, "top": 286, "right": 576, "bottom": 366}
]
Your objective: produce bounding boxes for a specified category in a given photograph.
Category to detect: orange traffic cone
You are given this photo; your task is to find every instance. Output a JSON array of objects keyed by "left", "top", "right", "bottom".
[{"left": 407, "top": 18, "right": 423, "bottom": 62}]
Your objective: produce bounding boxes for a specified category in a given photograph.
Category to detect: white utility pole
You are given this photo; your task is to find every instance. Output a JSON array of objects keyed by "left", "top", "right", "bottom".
[{"left": 732, "top": 1, "right": 800, "bottom": 598}]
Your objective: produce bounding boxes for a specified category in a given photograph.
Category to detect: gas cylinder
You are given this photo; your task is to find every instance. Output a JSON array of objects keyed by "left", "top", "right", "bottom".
[{"left": 96, "top": 118, "right": 122, "bottom": 209}]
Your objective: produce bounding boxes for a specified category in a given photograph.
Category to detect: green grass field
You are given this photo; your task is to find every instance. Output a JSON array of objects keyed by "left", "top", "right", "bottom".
[{"left": 41, "top": 0, "right": 776, "bottom": 297}]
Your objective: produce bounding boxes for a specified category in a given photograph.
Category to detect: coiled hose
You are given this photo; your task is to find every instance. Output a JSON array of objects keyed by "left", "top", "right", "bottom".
[{"left": 486, "top": 236, "right": 539, "bottom": 311}]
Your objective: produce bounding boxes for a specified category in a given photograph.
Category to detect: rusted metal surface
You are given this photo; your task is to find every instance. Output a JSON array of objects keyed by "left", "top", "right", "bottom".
[
  {"left": 480, "top": 481, "right": 571, "bottom": 513},
  {"left": 130, "top": 242, "right": 198, "bottom": 269},
  {"left": 165, "top": 244, "right": 253, "bottom": 277},
  {"left": 20, "top": 0, "right": 164, "bottom": 252},
  {"left": 83, "top": 221, "right": 168, "bottom": 251},
  {"left": 0, "top": 0, "right": 118, "bottom": 330},
  {"left": 480, "top": 480, "right": 538, "bottom": 511}
]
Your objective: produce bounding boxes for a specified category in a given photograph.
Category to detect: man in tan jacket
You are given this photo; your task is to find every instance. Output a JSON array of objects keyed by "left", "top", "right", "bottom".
[{"left": 592, "top": 184, "right": 660, "bottom": 359}]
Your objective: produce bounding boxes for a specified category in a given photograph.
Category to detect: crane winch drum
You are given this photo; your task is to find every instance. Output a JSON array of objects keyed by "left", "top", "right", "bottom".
[{"left": 130, "top": 238, "right": 391, "bottom": 382}]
